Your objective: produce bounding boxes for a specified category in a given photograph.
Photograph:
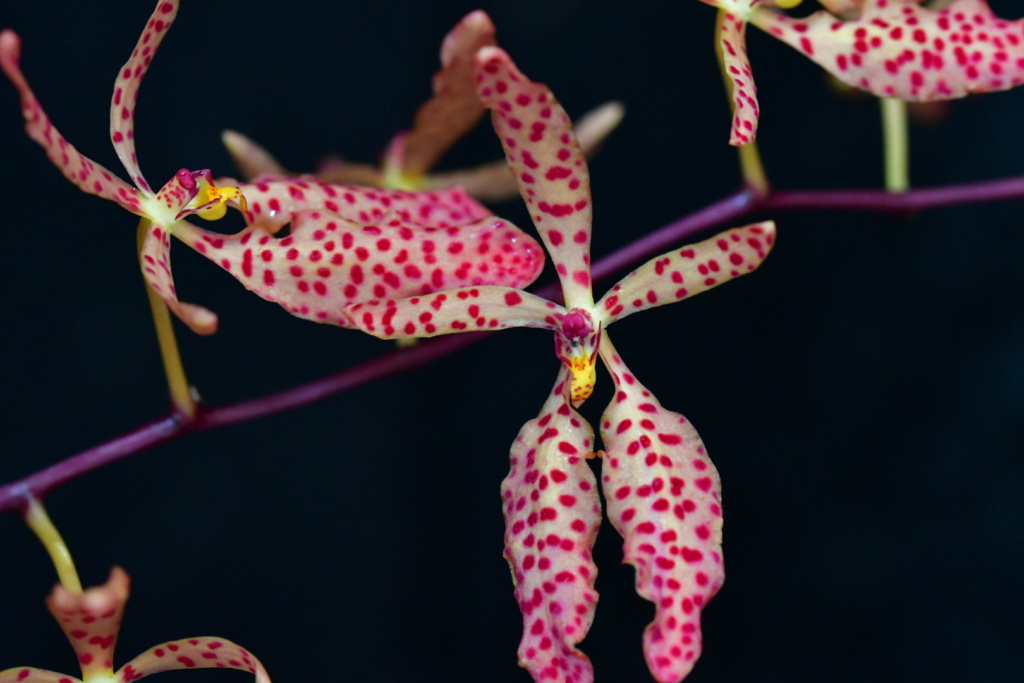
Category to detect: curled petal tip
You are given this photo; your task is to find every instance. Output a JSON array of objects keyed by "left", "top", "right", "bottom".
[{"left": 0, "top": 29, "right": 21, "bottom": 61}]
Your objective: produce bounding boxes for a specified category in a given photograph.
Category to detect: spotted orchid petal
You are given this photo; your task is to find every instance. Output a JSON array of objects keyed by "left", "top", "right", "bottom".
[
  {"left": 141, "top": 222, "right": 218, "bottom": 334},
  {"left": 0, "top": 669, "right": 78, "bottom": 683},
  {"left": 425, "top": 101, "right": 625, "bottom": 203},
  {"left": 230, "top": 181, "right": 492, "bottom": 231},
  {"left": 475, "top": 47, "right": 595, "bottom": 310},
  {"left": 751, "top": 0, "right": 1024, "bottom": 101},
  {"left": 0, "top": 31, "right": 142, "bottom": 213},
  {"left": 47, "top": 567, "right": 130, "bottom": 680},
  {"left": 393, "top": 11, "right": 497, "bottom": 181},
  {"left": 502, "top": 366, "right": 602, "bottom": 683},
  {"left": 342, "top": 286, "right": 559, "bottom": 338},
  {"left": 718, "top": 4, "right": 762, "bottom": 146},
  {"left": 174, "top": 211, "right": 545, "bottom": 328},
  {"left": 597, "top": 222, "right": 776, "bottom": 326},
  {"left": 116, "top": 639, "right": 269, "bottom": 683},
  {"left": 109, "top": 0, "right": 179, "bottom": 193},
  {"left": 598, "top": 336, "right": 724, "bottom": 683}
]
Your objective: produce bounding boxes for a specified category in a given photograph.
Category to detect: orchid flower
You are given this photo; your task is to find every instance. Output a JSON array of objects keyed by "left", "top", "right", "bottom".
[
  {"left": 700, "top": 0, "right": 1024, "bottom": 145},
  {"left": 0, "top": 567, "right": 269, "bottom": 683},
  {"left": 343, "top": 47, "right": 776, "bottom": 682},
  {"left": 221, "top": 11, "right": 624, "bottom": 203},
  {"left": 0, "top": 0, "right": 247, "bottom": 335},
  {"left": 2, "top": 0, "right": 546, "bottom": 334}
]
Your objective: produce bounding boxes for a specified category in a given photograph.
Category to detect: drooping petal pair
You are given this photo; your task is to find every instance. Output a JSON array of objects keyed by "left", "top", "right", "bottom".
[
  {"left": 0, "top": 568, "right": 269, "bottom": 683},
  {"left": 699, "top": 0, "right": 1024, "bottom": 144},
  {"left": 222, "top": 11, "right": 624, "bottom": 203},
  {"left": 344, "top": 44, "right": 776, "bottom": 682}
]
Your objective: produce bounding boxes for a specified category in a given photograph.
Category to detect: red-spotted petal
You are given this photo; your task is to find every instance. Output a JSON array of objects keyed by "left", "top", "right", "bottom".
[
  {"left": 46, "top": 567, "right": 129, "bottom": 680},
  {"left": 597, "top": 337, "right": 724, "bottom": 683},
  {"left": 425, "top": 101, "right": 626, "bottom": 203},
  {"left": 398, "top": 11, "right": 497, "bottom": 178},
  {"left": 597, "top": 221, "right": 776, "bottom": 326},
  {"left": 719, "top": 9, "right": 761, "bottom": 146},
  {"left": 342, "top": 286, "right": 559, "bottom": 338},
  {"left": 751, "top": 0, "right": 1024, "bottom": 101},
  {"left": 232, "top": 181, "right": 492, "bottom": 232},
  {"left": 0, "top": 669, "right": 81, "bottom": 683},
  {"left": 115, "top": 638, "right": 270, "bottom": 683},
  {"left": 173, "top": 211, "right": 545, "bottom": 328},
  {"left": 501, "top": 366, "right": 601, "bottom": 683},
  {"left": 109, "top": 0, "right": 179, "bottom": 194},
  {"left": 475, "top": 47, "right": 595, "bottom": 309},
  {"left": 0, "top": 31, "right": 142, "bottom": 214},
  {"left": 141, "top": 222, "right": 218, "bottom": 335}
]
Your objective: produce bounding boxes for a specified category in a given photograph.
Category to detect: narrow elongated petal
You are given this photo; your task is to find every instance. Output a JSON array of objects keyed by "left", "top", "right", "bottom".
[
  {"left": 426, "top": 101, "right": 626, "bottom": 202},
  {"left": 399, "top": 11, "right": 497, "bottom": 178},
  {"left": 475, "top": 47, "right": 595, "bottom": 309},
  {"left": 234, "top": 181, "right": 492, "bottom": 233},
  {"left": 598, "top": 337, "right": 724, "bottom": 683},
  {"left": 342, "top": 286, "right": 559, "bottom": 338},
  {"left": 46, "top": 567, "right": 130, "bottom": 680},
  {"left": 221, "top": 130, "right": 289, "bottom": 180},
  {"left": 173, "top": 212, "right": 545, "bottom": 328},
  {"left": 116, "top": 638, "right": 270, "bottom": 683},
  {"left": 751, "top": 0, "right": 1024, "bottom": 101},
  {"left": 502, "top": 367, "right": 601, "bottom": 683},
  {"left": 0, "top": 31, "right": 142, "bottom": 213},
  {"left": 0, "top": 669, "right": 81, "bottom": 683},
  {"left": 719, "top": 8, "right": 761, "bottom": 145},
  {"left": 110, "top": 0, "right": 180, "bottom": 193},
  {"left": 141, "top": 222, "right": 218, "bottom": 335},
  {"left": 597, "top": 222, "right": 775, "bottom": 326}
]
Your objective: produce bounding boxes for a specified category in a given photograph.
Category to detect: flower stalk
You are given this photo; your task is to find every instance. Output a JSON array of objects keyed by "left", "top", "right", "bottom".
[
  {"left": 24, "top": 497, "right": 82, "bottom": 593},
  {"left": 881, "top": 97, "right": 910, "bottom": 193},
  {"left": 137, "top": 218, "right": 197, "bottom": 421}
]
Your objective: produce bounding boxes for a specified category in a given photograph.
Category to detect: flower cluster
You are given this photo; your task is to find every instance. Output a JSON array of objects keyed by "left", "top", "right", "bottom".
[
  {"left": 344, "top": 46, "right": 775, "bottom": 682},
  {"left": 5, "top": 1, "right": 1023, "bottom": 682}
]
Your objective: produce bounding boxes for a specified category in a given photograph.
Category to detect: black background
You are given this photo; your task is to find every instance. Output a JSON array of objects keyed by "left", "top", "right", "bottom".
[{"left": 1, "top": 1, "right": 1022, "bottom": 681}]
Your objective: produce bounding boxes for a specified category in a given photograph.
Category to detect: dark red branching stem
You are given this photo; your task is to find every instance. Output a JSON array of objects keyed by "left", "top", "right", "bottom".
[{"left": 3, "top": 175, "right": 1024, "bottom": 514}]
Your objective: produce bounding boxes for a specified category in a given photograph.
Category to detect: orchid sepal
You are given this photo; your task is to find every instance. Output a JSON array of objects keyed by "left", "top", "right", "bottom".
[
  {"left": 597, "top": 221, "right": 776, "bottom": 327},
  {"left": 502, "top": 366, "right": 602, "bottom": 683},
  {"left": 342, "top": 285, "right": 560, "bottom": 338},
  {"left": 475, "top": 46, "right": 595, "bottom": 310},
  {"left": 598, "top": 335, "right": 725, "bottom": 683}
]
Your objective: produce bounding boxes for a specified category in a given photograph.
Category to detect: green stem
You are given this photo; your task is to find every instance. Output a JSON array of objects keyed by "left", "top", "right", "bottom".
[
  {"left": 24, "top": 498, "right": 82, "bottom": 593},
  {"left": 137, "top": 218, "right": 197, "bottom": 420},
  {"left": 881, "top": 97, "right": 910, "bottom": 193}
]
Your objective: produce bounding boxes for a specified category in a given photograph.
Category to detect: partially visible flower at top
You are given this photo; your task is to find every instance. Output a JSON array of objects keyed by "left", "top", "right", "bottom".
[
  {"left": 0, "top": 567, "right": 269, "bottom": 683},
  {"left": 2, "top": 0, "right": 546, "bottom": 333},
  {"left": 343, "top": 46, "right": 776, "bottom": 682},
  {"left": 221, "top": 11, "right": 624, "bottom": 203},
  {"left": 699, "top": 0, "right": 1024, "bottom": 145},
  {"left": 0, "top": 0, "right": 246, "bottom": 334}
]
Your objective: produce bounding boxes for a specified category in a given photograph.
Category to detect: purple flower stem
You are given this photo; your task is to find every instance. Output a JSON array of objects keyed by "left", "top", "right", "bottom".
[{"left": 4, "top": 174, "right": 1024, "bottom": 514}]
